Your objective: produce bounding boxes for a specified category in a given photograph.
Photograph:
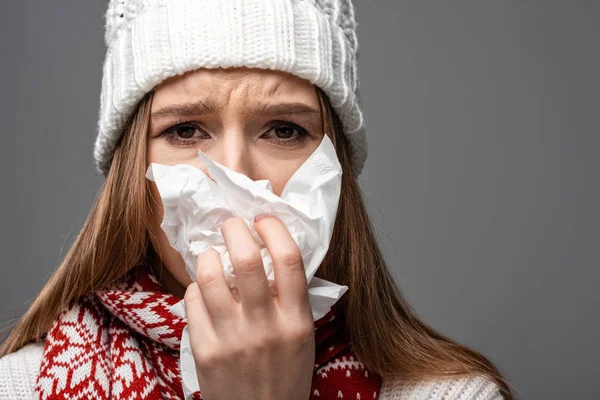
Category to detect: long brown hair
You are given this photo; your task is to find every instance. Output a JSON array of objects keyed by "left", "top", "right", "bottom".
[{"left": 1, "top": 85, "right": 516, "bottom": 399}]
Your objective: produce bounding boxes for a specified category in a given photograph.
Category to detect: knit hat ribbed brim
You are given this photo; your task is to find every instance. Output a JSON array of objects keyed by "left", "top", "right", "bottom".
[{"left": 95, "top": 0, "right": 367, "bottom": 176}]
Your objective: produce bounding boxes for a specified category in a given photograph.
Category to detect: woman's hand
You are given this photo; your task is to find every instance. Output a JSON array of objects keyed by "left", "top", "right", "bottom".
[{"left": 184, "top": 215, "right": 315, "bottom": 400}]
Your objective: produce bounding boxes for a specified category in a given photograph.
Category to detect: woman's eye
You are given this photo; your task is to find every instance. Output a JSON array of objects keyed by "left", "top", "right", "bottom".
[
  {"left": 160, "top": 120, "right": 311, "bottom": 147},
  {"left": 173, "top": 125, "right": 197, "bottom": 139},
  {"left": 273, "top": 125, "right": 295, "bottom": 139},
  {"left": 161, "top": 122, "right": 207, "bottom": 146},
  {"left": 264, "top": 122, "right": 311, "bottom": 146},
  {"left": 170, "top": 123, "right": 205, "bottom": 139}
]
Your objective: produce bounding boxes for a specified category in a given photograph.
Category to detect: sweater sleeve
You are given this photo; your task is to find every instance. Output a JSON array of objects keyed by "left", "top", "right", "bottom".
[
  {"left": 378, "top": 374, "right": 504, "bottom": 400},
  {"left": 0, "top": 342, "right": 44, "bottom": 400},
  {"left": 1, "top": 343, "right": 506, "bottom": 400}
]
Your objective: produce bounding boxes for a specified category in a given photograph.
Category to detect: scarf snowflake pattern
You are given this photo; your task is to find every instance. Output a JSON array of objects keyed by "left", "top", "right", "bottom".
[{"left": 35, "top": 265, "right": 382, "bottom": 399}]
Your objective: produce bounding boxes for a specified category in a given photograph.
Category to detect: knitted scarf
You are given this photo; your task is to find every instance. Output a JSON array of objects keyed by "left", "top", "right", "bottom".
[{"left": 34, "top": 265, "right": 382, "bottom": 399}]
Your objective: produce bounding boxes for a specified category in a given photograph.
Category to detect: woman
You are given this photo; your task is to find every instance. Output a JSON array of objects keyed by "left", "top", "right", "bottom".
[{"left": 0, "top": 0, "right": 515, "bottom": 399}]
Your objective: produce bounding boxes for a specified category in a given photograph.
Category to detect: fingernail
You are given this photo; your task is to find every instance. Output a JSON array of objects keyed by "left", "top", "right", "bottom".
[{"left": 254, "top": 213, "right": 269, "bottom": 223}]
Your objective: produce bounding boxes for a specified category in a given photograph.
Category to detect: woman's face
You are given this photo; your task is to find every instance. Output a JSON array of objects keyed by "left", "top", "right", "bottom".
[{"left": 147, "top": 67, "right": 325, "bottom": 294}]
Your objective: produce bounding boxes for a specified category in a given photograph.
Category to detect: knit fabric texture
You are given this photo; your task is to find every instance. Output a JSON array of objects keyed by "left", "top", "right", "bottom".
[
  {"left": 377, "top": 375, "right": 504, "bottom": 400},
  {"left": 0, "top": 343, "right": 43, "bottom": 400},
  {"left": 1, "top": 344, "right": 505, "bottom": 400},
  {"left": 95, "top": 0, "right": 367, "bottom": 177},
  {"left": 27, "top": 264, "right": 381, "bottom": 399}
]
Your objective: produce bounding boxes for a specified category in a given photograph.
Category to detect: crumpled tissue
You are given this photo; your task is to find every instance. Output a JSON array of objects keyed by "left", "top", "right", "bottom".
[{"left": 145, "top": 134, "right": 348, "bottom": 399}]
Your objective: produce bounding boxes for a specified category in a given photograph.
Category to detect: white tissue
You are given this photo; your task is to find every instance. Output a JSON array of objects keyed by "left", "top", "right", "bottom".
[{"left": 145, "top": 134, "right": 348, "bottom": 399}]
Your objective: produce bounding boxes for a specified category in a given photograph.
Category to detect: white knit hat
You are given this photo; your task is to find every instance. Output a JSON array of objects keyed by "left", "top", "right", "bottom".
[{"left": 95, "top": 0, "right": 367, "bottom": 176}]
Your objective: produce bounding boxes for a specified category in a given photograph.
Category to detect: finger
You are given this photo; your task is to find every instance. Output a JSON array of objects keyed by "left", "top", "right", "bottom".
[
  {"left": 221, "top": 217, "right": 275, "bottom": 317},
  {"left": 184, "top": 282, "right": 218, "bottom": 348},
  {"left": 252, "top": 215, "right": 310, "bottom": 316},
  {"left": 195, "top": 248, "right": 239, "bottom": 323}
]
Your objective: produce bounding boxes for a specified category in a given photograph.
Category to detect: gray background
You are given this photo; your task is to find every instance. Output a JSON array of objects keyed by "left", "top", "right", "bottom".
[{"left": 1, "top": 1, "right": 598, "bottom": 399}]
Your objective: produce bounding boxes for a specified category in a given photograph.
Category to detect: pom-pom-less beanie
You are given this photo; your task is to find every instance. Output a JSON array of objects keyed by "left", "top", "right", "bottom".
[{"left": 94, "top": 0, "right": 367, "bottom": 176}]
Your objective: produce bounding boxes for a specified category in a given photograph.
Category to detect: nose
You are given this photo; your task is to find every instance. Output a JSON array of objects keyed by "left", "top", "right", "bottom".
[{"left": 202, "top": 130, "right": 256, "bottom": 180}]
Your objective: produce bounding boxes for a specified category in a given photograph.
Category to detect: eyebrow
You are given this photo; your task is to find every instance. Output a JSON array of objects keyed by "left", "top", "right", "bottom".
[{"left": 151, "top": 100, "right": 320, "bottom": 119}]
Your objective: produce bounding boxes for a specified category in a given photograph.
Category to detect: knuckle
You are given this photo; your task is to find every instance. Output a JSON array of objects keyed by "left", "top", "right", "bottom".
[
  {"left": 183, "top": 284, "right": 201, "bottom": 305},
  {"left": 232, "top": 252, "right": 262, "bottom": 275},
  {"left": 284, "top": 323, "right": 314, "bottom": 344},
  {"left": 277, "top": 250, "right": 303, "bottom": 269},
  {"left": 195, "top": 266, "right": 220, "bottom": 288},
  {"left": 195, "top": 349, "right": 223, "bottom": 369}
]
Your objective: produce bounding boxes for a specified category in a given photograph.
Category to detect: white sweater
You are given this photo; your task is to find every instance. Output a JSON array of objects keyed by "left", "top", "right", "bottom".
[{"left": 0, "top": 343, "right": 504, "bottom": 400}]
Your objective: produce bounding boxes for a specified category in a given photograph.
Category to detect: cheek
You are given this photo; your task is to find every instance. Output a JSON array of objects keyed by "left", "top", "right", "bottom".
[
  {"left": 148, "top": 139, "right": 202, "bottom": 167},
  {"left": 147, "top": 139, "right": 165, "bottom": 164},
  {"left": 259, "top": 157, "right": 306, "bottom": 197}
]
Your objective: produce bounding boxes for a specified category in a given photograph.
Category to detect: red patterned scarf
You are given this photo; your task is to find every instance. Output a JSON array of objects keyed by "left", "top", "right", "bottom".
[{"left": 34, "top": 265, "right": 381, "bottom": 399}]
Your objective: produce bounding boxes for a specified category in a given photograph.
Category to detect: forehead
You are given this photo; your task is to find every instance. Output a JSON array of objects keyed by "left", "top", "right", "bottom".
[{"left": 151, "top": 67, "right": 318, "bottom": 109}]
